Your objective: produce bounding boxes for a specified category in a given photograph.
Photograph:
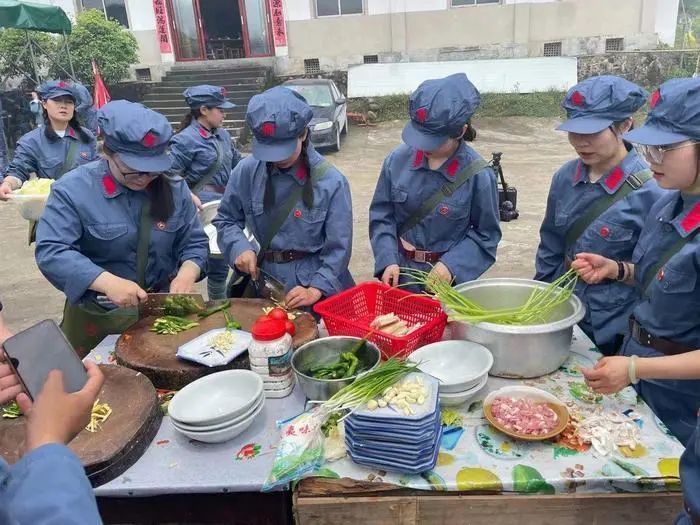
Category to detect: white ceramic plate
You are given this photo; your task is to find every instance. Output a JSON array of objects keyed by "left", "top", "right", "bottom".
[
  {"left": 176, "top": 328, "right": 252, "bottom": 368},
  {"left": 168, "top": 369, "right": 263, "bottom": 426},
  {"left": 409, "top": 340, "right": 493, "bottom": 393},
  {"left": 438, "top": 373, "right": 489, "bottom": 407},
  {"left": 171, "top": 393, "right": 264, "bottom": 432},
  {"left": 174, "top": 396, "right": 265, "bottom": 443}
]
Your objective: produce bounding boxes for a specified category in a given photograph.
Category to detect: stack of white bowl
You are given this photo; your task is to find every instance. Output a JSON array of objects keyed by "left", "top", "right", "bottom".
[
  {"left": 168, "top": 370, "right": 265, "bottom": 443},
  {"left": 408, "top": 340, "right": 493, "bottom": 407}
]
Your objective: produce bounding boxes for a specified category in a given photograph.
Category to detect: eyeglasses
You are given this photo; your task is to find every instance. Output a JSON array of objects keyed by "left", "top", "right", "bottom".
[
  {"left": 114, "top": 155, "right": 162, "bottom": 181},
  {"left": 636, "top": 141, "right": 699, "bottom": 164}
]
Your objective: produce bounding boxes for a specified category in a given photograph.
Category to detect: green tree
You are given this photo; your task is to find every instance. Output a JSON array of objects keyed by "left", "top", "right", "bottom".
[
  {"left": 51, "top": 9, "right": 138, "bottom": 87},
  {"left": 0, "top": 28, "right": 56, "bottom": 83}
]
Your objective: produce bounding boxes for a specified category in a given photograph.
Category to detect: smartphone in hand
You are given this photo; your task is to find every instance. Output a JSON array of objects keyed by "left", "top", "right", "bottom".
[{"left": 3, "top": 320, "right": 88, "bottom": 400}]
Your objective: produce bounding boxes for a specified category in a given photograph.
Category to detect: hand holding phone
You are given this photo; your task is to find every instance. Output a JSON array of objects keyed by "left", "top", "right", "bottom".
[
  {"left": 0, "top": 351, "right": 22, "bottom": 406},
  {"left": 17, "top": 361, "right": 105, "bottom": 452}
]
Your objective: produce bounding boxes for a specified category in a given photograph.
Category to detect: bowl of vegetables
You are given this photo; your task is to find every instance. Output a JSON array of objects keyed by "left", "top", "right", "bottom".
[
  {"left": 9, "top": 179, "right": 55, "bottom": 221},
  {"left": 444, "top": 276, "right": 585, "bottom": 379},
  {"left": 291, "top": 336, "right": 382, "bottom": 401}
]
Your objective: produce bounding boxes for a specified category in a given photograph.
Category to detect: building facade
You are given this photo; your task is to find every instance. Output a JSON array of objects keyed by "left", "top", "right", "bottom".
[{"left": 35, "top": 0, "right": 679, "bottom": 78}]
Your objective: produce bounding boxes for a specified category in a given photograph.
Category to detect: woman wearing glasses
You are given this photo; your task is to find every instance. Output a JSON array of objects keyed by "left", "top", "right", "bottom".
[
  {"left": 535, "top": 76, "right": 665, "bottom": 356},
  {"left": 34, "top": 101, "right": 208, "bottom": 356},
  {"left": 572, "top": 77, "right": 700, "bottom": 525}
]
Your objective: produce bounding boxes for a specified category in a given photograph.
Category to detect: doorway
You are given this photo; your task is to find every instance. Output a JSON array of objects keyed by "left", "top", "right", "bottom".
[{"left": 167, "top": 0, "right": 273, "bottom": 61}]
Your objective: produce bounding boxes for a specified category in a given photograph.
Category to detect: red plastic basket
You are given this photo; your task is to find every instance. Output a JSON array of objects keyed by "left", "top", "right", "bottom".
[{"left": 313, "top": 281, "right": 447, "bottom": 359}]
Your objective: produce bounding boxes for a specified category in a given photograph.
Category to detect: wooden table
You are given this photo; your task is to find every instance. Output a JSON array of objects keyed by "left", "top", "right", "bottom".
[{"left": 294, "top": 477, "right": 682, "bottom": 525}]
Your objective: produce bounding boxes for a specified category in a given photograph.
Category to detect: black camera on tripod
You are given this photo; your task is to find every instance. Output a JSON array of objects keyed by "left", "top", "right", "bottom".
[{"left": 490, "top": 152, "right": 519, "bottom": 222}]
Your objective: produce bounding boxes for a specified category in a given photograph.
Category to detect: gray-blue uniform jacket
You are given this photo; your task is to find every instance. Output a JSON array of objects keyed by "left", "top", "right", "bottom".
[{"left": 35, "top": 159, "right": 208, "bottom": 305}]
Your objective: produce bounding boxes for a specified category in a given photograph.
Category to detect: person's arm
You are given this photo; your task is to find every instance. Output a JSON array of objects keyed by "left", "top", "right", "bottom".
[
  {"left": 583, "top": 350, "right": 700, "bottom": 394},
  {"left": 0, "top": 137, "right": 39, "bottom": 199},
  {"left": 368, "top": 155, "right": 400, "bottom": 278},
  {"left": 534, "top": 173, "right": 565, "bottom": 282},
  {"left": 308, "top": 176, "right": 353, "bottom": 296},
  {"left": 439, "top": 168, "right": 502, "bottom": 283},
  {"left": 170, "top": 182, "right": 209, "bottom": 293}
]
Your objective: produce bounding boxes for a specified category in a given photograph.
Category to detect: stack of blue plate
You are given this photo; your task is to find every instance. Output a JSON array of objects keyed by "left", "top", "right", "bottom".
[{"left": 345, "top": 373, "right": 442, "bottom": 474}]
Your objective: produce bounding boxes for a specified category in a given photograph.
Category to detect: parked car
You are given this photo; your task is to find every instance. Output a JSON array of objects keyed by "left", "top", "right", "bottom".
[{"left": 282, "top": 79, "right": 348, "bottom": 152}]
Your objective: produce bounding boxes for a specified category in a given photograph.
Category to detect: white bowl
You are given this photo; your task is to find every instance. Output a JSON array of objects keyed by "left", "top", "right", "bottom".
[
  {"left": 168, "top": 370, "right": 263, "bottom": 426},
  {"left": 438, "top": 374, "right": 489, "bottom": 407},
  {"left": 409, "top": 340, "right": 493, "bottom": 393},
  {"left": 174, "top": 396, "right": 265, "bottom": 443},
  {"left": 9, "top": 192, "right": 48, "bottom": 221},
  {"left": 170, "top": 393, "right": 264, "bottom": 432}
]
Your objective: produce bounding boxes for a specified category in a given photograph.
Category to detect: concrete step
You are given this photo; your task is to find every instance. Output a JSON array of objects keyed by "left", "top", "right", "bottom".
[
  {"left": 157, "top": 76, "right": 265, "bottom": 88},
  {"left": 148, "top": 84, "right": 261, "bottom": 95},
  {"left": 167, "top": 65, "right": 269, "bottom": 76}
]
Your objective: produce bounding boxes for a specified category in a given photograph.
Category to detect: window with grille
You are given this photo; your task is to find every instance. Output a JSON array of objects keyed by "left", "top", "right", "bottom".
[
  {"left": 304, "top": 59, "right": 321, "bottom": 75},
  {"left": 605, "top": 38, "right": 624, "bottom": 52},
  {"left": 81, "top": 0, "right": 129, "bottom": 28},
  {"left": 316, "top": 0, "right": 363, "bottom": 16},
  {"left": 452, "top": 0, "right": 500, "bottom": 6},
  {"left": 363, "top": 54, "right": 379, "bottom": 64},
  {"left": 543, "top": 42, "right": 562, "bottom": 57},
  {"left": 135, "top": 68, "right": 152, "bottom": 82}
]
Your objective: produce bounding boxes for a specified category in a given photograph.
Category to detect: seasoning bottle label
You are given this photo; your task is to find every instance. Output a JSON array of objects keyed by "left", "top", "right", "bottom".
[{"left": 268, "top": 349, "right": 292, "bottom": 376}]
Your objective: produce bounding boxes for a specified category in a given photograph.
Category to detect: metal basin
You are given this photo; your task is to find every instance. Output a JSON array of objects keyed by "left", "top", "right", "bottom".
[
  {"left": 291, "top": 336, "right": 381, "bottom": 401},
  {"left": 449, "top": 278, "right": 585, "bottom": 379}
]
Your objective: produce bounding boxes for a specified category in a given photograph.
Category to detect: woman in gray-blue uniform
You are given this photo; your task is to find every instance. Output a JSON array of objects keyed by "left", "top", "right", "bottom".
[
  {"left": 0, "top": 80, "right": 96, "bottom": 201},
  {"left": 535, "top": 75, "right": 665, "bottom": 355},
  {"left": 169, "top": 85, "right": 242, "bottom": 300},
  {"left": 369, "top": 73, "right": 501, "bottom": 291},
  {"left": 35, "top": 100, "right": 208, "bottom": 356},
  {"left": 213, "top": 86, "right": 353, "bottom": 310},
  {"left": 573, "top": 77, "right": 700, "bottom": 451}
]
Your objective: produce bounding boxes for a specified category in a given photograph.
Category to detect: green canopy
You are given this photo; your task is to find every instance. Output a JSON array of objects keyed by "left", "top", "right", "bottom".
[{"left": 0, "top": 0, "right": 71, "bottom": 35}]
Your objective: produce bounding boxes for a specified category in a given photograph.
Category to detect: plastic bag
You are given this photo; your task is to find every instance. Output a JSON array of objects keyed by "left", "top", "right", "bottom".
[{"left": 262, "top": 406, "right": 330, "bottom": 491}]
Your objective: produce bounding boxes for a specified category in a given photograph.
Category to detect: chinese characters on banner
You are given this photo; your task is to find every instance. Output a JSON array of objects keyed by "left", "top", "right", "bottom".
[
  {"left": 268, "top": 0, "right": 287, "bottom": 47},
  {"left": 153, "top": 0, "right": 173, "bottom": 53}
]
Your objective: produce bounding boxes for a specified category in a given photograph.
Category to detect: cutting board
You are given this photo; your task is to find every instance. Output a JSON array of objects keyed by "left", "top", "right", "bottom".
[
  {"left": 0, "top": 364, "right": 161, "bottom": 487},
  {"left": 114, "top": 298, "right": 318, "bottom": 390}
]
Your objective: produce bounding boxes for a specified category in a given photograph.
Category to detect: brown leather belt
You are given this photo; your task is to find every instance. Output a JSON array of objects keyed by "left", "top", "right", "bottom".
[
  {"left": 263, "top": 250, "right": 309, "bottom": 264},
  {"left": 201, "top": 184, "right": 226, "bottom": 194},
  {"left": 629, "top": 316, "right": 695, "bottom": 356},
  {"left": 400, "top": 243, "right": 445, "bottom": 264}
]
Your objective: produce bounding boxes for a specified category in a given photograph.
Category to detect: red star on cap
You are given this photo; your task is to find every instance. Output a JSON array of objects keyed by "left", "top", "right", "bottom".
[
  {"left": 58, "top": 80, "right": 67, "bottom": 88},
  {"left": 570, "top": 91, "right": 585, "bottom": 107},
  {"left": 650, "top": 90, "right": 661, "bottom": 109},
  {"left": 142, "top": 132, "right": 157, "bottom": 148},
  {"left": 260, "top": 122, "right": 275, "bottom": 137},
  {"left": 415, "top": 108, "right": 428, "bottom": 123}
]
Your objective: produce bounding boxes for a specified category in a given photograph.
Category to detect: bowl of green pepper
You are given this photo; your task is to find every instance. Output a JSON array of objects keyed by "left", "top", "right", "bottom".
[{"left": 291, "top": 336, "right": 381, "bottom": 401}]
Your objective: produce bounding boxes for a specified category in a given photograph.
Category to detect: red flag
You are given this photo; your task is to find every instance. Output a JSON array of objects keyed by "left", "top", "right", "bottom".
[{"left": 92, "top": 59, "right": 111, "bottom": 109}]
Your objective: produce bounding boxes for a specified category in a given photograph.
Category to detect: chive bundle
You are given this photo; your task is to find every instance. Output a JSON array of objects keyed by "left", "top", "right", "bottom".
[{"left": 402, "top": 268, "right": 578, "bottom": 326}]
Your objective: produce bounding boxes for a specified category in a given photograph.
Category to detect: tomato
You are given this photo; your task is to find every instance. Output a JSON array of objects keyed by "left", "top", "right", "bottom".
[
  {"left": 268, "top": 308, "right": 288, "bottom": 321},
  {"left": 256, "top": 315, "right": 272, "bottom": 324},
  {"left": 285, "top": 320, "right": 296, "bottom": 336}
]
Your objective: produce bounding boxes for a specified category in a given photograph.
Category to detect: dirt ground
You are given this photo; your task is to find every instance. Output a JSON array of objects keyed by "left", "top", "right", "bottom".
[{"left": 0, "top": 117, "right": 572, "bottom": 333}]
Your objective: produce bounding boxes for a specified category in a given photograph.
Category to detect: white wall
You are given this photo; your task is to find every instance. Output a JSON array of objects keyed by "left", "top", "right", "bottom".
[
  {"left": 29, "top": 0, "right": 77, "bottom": 20},
  {"left": 284, "top": 0, "right": 312, "bottom": 21},
  {"left": 369, "top": 0, "right": 446, "bottom": 16},
  {"left": 127, "top": 0, "right": 157, "bottom": 31},
  {"left": 655, "top": 0, "right": 680, "bottom": 45}
]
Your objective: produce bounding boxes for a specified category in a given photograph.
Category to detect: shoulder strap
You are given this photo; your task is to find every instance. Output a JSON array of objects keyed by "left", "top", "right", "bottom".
[
  {"left": 564, "top": 168, "right": 652, "bottom": 251},
  {"left": 257, "top": 161, "right": 332, "bottom": 256},
  {"left": 136, "top": 199, "right": 153, "bottom": 289},
  {"left": 58, "top": 139, "right": 79, "bottom": 179},
  {"left": 191, "top": 138, "right": 223, "bottom": 194},
  {"left": 641, "top": 228, "right": 700, "bottom": 295},
  {"left": 398, "top": 158, "right": 488, "bottom": 237}
]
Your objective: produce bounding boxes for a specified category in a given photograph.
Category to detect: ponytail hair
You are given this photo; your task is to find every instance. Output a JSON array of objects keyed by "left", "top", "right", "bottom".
[
  {"left": 42, "top": 107, "right": 91, "bottom": 143},
  {"left": 177, "top": 108, "right": 203, "bottom": 133},
  {"left": 463, "top": 121, "right": 477, "bottom": 142}
]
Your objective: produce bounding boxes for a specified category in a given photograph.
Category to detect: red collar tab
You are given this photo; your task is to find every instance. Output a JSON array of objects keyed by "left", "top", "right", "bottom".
[
  {"left": 198, "top": 126, "right": 210, "bottom": 139},
  {"left": 650, "top": 90, "right": 661, "bottom": 109},
  {"left": 680, "top": 201, "right": 700, "bottom": 235},
  {"left": 603, "top": 166, "right": 625, "bottom": 193},
  {"left": 294, "top": 164, "right": 308, "bottom": 181},
  {"left": 446, "top": 158, "right": 460, "bottom": 178},
  {"left": 102, "top": 173, "right": 119, "bottom": 197},
  {"left": 573, "top": 161, "right": 584, "bottom": 183},
  {"left": 67, "top": 127, "right": 76, "bottom": 138},
  {"left": 413, "top": 150, "right": 425, "bottom": 168}
]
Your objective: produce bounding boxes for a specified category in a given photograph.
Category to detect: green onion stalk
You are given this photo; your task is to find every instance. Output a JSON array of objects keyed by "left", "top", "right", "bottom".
[{"left": 401, "top": 268, "right": 578, "bottom": 326}]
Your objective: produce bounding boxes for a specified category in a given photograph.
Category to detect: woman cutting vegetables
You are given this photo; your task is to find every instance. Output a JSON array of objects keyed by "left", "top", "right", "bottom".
[
  {"left": 213, "top": 86, "right": 354, "bottom": 309},
  {"left": 535, "top": 76, "right": 664, "bottom": 356},
  {"left": 571, "top": 77, "right": 700, "bottom": 450},
  {"left": 369, "top": 73, "right": 501, "bottom": 291},
  {"left": 34, "top": 100, "right": 208, "bottom": 356}
]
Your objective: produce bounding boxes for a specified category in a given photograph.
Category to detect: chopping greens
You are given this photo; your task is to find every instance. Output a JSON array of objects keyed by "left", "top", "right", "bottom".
[
  {"left": 151, "top": 316, "right": 199, "bottom": 335},
  {"left": 163, "top": 295, "right": 204, "bottom": 316}
]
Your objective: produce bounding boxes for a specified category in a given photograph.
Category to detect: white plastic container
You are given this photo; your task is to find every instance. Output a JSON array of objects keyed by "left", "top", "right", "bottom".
[{"left": 249, "top": 319, "right": 294, "bottom": 396}]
